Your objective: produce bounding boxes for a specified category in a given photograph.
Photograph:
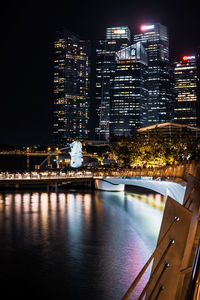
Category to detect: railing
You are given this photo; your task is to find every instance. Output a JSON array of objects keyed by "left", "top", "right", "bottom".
[
  {"left": 0, "top": 171, "right": 93, "bottom": 180},
  {"left": 121, "top": 173, "right": 200, "bottom": 300},
  {"left": 0, "top": 161, "right": 199, "bottom": 181},
  {"left": 92, "top": 161, "right": 199, "bottom": 181},
  {"left": 185, "top": 238, "right": 200, "bottom": 300},
  {"left": 121, "top": 217, "right": 180, "bottom": 300}
]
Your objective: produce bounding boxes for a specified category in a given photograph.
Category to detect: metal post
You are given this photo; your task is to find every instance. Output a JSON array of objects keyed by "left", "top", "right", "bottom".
[
  {"left": 27, "top": 155, "right": 30, "bottom": 171},
  {"left": 55, "top": 183, "right": 58, "bottom": 193},
  {"left": 185, "top": 239, "right": 200, "bottom": 300}
]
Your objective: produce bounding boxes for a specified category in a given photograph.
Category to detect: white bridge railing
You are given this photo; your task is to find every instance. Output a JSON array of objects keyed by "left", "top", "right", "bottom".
[{"left": 0, "top": 171, "right": 93, "bottom": 180}]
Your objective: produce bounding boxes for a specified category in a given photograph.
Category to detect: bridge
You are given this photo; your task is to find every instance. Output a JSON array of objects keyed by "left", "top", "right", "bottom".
[
  {"left": 0, "top": 171, "right": 186, "bottom": 203},
  {"left": 102, "top": 178, "right": 186, "bottom": 204},
  {"left": 0, "top": 173, "right": 93, "bottom": 190}
]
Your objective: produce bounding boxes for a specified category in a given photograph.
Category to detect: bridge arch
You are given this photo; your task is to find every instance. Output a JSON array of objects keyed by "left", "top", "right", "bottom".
[{"left": 99, "top": 178, "right": 186, "bottom": 204}]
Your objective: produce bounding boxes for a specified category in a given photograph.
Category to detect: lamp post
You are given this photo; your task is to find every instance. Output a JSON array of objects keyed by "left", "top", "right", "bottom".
[{"left": 26, "top": 147, "right": 30, "bottom": 171}]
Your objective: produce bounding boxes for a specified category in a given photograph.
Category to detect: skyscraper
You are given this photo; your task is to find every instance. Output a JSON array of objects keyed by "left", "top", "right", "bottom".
[
  {"left": 173, "top": 55, "right": 199, "bottom": 126},
  {"left": 95, "top": 27, "right": 130, "bottom": 140},
  {"left": 133, "top": 23, "right": 173, "bottom": 125},
  {"left": 196, "top": 48, "right": 200, "bottom": 126},
  {"left": 53, "top": 29, "right": 90, "bottom": 145},
  {"left": 110, "top": 42, "right": 148, "bottom": 137}
]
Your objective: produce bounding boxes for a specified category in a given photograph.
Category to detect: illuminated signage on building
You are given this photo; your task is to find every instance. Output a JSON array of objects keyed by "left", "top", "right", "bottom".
[
  {"left": 141, "top": 25, "right": 155, "bottom": 31},
  {"left": 182, "top": 55, "right": 196, "bottom": 61},
  {"left": 113, "top": 29, "right": 126, "bottom": 35}
]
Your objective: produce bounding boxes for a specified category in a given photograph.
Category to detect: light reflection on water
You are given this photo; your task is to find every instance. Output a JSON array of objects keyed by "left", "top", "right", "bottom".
[{"left": 0, "top": 190, "right": 164, "bottom": 300}]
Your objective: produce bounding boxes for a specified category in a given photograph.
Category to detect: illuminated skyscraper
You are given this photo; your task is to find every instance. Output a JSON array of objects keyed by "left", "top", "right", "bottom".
[
  {"left": 197, "top": 48, "right": 200, "bottom": 126},
  {"left": 133, "top": 23, "right": 173, "bottom": 125},
  {"left": 95, "top": 27, "right": 130, "bottom": 140},
  {"left": 53, "top": 29, "right": 90, "bottom": 144},
  {"left": 110, "top": 42, "right": 148, "bottom": 137},
  {"left": 173, "top": 55, "right": 199, "bottom": 126}
]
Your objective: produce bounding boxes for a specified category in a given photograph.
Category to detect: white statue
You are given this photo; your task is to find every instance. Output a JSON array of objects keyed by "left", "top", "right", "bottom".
[{"left": 69, "top": 141, "right": 83, "bottom": 168}]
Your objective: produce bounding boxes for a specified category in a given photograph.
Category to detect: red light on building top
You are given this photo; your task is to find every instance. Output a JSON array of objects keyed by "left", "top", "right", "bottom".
[
  {"left": 182, "top": 56, "right": 188, "bottom": 61},
  {"left": 113, "top": 29, "right": 126, "bottom": 35},
  {"left": 141, "top": 25, "right": 146, "bottom": 31},
  {"left": 182, "top": 55, "right": 195, "bottom": 61}
]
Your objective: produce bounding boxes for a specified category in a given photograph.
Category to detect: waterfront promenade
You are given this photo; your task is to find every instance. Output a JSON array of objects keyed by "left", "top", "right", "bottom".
[
  {"left": 1, "top": 164, "right": 200, "bottom": 299},
  {"left": 0, "top": 169, "right": 186, "bottom": 204}
]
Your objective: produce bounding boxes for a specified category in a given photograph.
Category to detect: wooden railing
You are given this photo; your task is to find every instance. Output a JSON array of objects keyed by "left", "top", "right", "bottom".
[
  {"left": 93, "top": 161, "right": 200, "bottom": 182},
  {"left": 121, "top": 173, "right": 200, "bottom": 300},
  {"left": 121, "top": 218, "right": 179, "bottom": 300}
]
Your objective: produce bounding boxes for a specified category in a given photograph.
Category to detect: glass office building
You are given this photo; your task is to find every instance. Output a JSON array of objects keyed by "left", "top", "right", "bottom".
[
  {"left": 95, "top": 27, "right": 130, "bottom": 140},
  {"left": 53, "top": 29, "right": 90, "bottom": 144},
  {"left": 133, "top": 23, "right": 173, "bottom": 125},
  {"left": 196, "top": 48, "right": 200, "bottom": 126},
  {"left": 110, "top": 42, "right": 148, "bottom": 137},
  {"left": 173, "top": 55, "right": 199, "bottom": 126}
]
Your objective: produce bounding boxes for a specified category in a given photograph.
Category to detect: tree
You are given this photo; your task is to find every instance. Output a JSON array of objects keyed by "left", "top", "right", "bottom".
[
  {"left": 110, "top": 136, "right": 134, "bottom": 166},
  {"left": 110, "top": 127, "right": 198, "bottom": 168}
]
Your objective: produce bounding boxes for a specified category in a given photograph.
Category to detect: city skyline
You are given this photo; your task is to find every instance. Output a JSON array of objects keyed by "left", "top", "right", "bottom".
[{"left": 1, "top": 0, "right": 199, "bottom": 145}]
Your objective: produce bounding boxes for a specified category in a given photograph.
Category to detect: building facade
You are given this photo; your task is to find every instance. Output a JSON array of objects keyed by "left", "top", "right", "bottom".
[
  {"left": 138, "top": 122, "right": 200, "bottom": 144},
  {"left": 95, "top": 27, "right": 130, "bottom": 140},
  {"left": 173, "top": 55, "right": 199, "bottom": 127},
  {"left": 133, "top": 23, "right": 173, "bottom": 126},
  {"left": 110, "top": 42, "right": 148, "bottom": 137},
  {"left": 53, "top": 29, "right": 90, "bottom": 145}
]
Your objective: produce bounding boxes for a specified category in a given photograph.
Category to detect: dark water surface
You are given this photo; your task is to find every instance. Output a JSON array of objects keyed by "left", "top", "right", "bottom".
[
  {"left": 0, "top": 154, "right": 45, "bottom": 171},
  {"left": 0, "top": 190, "right": 164, "bottom": 299}
]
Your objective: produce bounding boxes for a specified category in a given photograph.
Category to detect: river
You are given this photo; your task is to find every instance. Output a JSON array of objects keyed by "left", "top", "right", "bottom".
[{"left": 0, "top": 188, "right": 164, "bottom": 299}]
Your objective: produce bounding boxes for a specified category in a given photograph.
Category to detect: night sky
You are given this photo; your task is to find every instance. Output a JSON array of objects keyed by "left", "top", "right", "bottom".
[{"left": 1, "top": 0, "right": 199, "bottom": 145}]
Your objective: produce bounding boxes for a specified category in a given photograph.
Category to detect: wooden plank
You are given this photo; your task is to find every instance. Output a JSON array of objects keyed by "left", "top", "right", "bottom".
[
  {"left": 176, "top": 175, "right": 200, "bottom": 299},
  {"left": 146, "top": 197, "right": 192, "bottom": 300}
]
